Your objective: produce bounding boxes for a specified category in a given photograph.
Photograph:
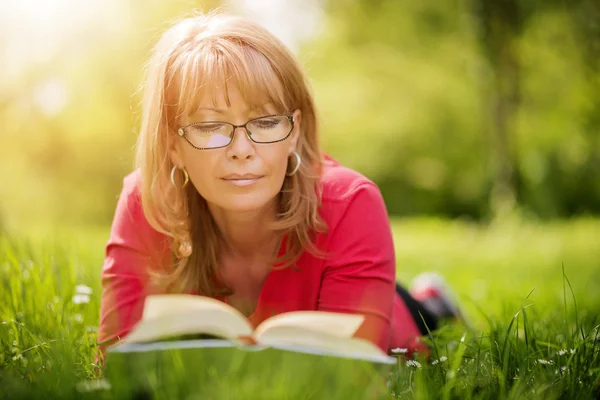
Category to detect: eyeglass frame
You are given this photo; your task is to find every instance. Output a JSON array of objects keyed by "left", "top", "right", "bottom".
[{"left": 176, "top": 113, "right": 295, "bottom": 150}]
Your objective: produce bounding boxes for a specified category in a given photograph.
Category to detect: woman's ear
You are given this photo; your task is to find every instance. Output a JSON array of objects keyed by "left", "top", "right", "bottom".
[
  {"left": 168, "top": 131, "right": 185, "bottom": 167},
  {"left": 288, "top": 109, "right": 301, "bottom": 154}
]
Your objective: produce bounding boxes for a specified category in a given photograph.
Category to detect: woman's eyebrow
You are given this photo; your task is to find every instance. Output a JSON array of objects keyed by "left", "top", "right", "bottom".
[
  {"left": 196, "top": 106, "right": 226, "bottom": 114},
  {"left": 194, "top": 104, "right": 275, "bottom": 115}
]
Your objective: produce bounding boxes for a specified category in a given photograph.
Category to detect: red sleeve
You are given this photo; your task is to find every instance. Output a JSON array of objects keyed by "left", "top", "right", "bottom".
[
  {"left": 317, "top": 183, "right": 396, "bottom": 351},
  {"left": 98, "top": 174, "right": 169, "bottom": 353}
]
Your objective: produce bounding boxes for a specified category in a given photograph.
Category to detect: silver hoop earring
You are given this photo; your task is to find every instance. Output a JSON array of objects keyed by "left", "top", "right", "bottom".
[
  {"left": 170, "top": 166, "right": 189, "bottom": 188},
  {"left": 286, "top": 151, "right": 302, "bottom": 176}
]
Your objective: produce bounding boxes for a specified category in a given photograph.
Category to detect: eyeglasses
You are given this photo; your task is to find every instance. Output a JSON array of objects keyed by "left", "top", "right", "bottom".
[{"left": 177, "top": 113, "right": 294, "bottom": 150}]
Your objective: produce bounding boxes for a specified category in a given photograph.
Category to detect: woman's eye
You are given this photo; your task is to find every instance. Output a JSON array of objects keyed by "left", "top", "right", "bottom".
[
  {"left": 191, "top": 124, "right": 226, "bottom": 134},
  {"left": 254, "top": 119, "right": 279, "bottom": 129}
]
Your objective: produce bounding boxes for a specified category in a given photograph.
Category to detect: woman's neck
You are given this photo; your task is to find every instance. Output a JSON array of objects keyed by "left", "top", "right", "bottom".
[{"left": 208, "top": 201, "right": 279, "bottom": 260}]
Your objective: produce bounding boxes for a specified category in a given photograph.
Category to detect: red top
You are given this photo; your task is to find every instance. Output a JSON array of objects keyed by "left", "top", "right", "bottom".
[{"left": 99, "top": 157, "right": 425, "bottom": 354}]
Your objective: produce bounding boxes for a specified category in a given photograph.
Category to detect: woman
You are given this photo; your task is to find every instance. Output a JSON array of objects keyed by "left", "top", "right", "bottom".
[{"left": 98, "top": 12, "right": 461, "bottom": 356}]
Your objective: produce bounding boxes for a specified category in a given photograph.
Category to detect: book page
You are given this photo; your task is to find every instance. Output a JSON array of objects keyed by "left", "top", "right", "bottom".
[
  {"left": 120, "top": 295, "right": 253, "bottom": 345},
  {"left": 256, "top": 324, "right": 389, "bottom": 359},
  {"left": 253, "top": 311, "right": 364, "bottom": 339},
  {"left": 253, "top": 312, "right": 392, "bottom": 359}
]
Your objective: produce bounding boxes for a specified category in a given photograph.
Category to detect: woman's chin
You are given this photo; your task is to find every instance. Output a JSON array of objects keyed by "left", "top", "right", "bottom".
[{"left": 217, "top": 194, "right": 277, "bottom": 214}]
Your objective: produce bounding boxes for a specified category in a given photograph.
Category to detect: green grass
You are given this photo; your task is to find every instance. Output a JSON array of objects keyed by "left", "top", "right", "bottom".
[{"left": 1, "top": 218, "right": 599, "bottom": 399}]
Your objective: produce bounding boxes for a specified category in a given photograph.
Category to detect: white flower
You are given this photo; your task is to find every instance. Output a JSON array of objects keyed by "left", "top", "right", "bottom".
[
  {"left": 561, "top": 366, "right": 567, "bottom": 372},
  {"left": 406, "top": 360, "right": 422, "bottom": 369},
  {"left": 76, "top": 379, "right": 111, "bottom": 392},
  {"left": 391, "top": 348, "right": 408, "bottom": 354},
  {"left": 73, "top": 314, "right": 83, "bottom": 323},
  {"left": 432, "top": 356, "right": 448, "bottom": 365},
  {"left": 537, "top": 359, "right": 554, "bottom": 365},
  {"left": 75, "top": 285, "right": 93, "bottom": 295},
  {"left": 72, "top": 294, "right": 90, "bottom": 304},
  {"left": 558, "top": 348, "right": 575, "bottom": 356}
]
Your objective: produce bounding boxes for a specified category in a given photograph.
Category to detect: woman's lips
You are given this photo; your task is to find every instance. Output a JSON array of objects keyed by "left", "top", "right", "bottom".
[{"left": 221, "top": 177, "right": 262, "bottom": 187}]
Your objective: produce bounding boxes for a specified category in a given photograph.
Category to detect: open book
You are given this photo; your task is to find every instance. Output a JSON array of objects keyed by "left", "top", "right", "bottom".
[{"left": 112, "top": 294, "right": 394, "bottom": 364}]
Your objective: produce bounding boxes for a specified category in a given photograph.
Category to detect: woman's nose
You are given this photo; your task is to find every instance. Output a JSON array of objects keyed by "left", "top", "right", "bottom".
[{"left": 226, "top": 126, "right": 255, "bottom": 160}]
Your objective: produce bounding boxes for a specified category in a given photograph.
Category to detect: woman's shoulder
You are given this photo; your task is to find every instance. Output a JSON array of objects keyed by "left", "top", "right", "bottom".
[
  {"left": 111, "top": 168, "right": 159, "bottom": 235},
  {"left": 320, "top": 155, "right": 380, "bottom": 204},
  {"left": 311, "top": 155, "right": 391, "bottom": 255},
  {"left": 108, "top": 169, "right": 170, "bottom": 262},
  {"left": 317, "top": 154, "right": 387, "bottom": 232},
  {"left": 122, "top": 169, "right": 142, "bottom": 197}
]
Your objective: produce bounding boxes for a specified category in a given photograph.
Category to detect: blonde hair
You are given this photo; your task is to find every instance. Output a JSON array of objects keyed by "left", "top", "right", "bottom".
[{"left": 135, "top": 12, "right": 326, "bottom": 297}]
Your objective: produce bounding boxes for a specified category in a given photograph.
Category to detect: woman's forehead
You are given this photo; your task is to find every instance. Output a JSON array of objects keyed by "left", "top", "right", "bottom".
[
  {"left": 177, "top": 83, "right": 284, "bottom": 123},
  {"left": 165, "top": 38, "right": 290, "bottom": 122},
  {"left": 182, "top": 95, "right": 272, "bottom": 122},
  {"left": 194, "top": 85, "right": 274, "bottom": 111}
]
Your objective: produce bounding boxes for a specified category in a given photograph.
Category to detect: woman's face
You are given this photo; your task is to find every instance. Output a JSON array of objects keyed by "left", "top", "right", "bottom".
[{"left": 169, "top": 85, "right": 300, "bottom": 215}]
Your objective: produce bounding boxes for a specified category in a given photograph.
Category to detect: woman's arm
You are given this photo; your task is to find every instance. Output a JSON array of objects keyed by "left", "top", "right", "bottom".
[
  {"left": 98, "top": 174, "right": 169, "bottom": 353},
  {"left": 317, "top": 183, "right": 396, "bottom": 351}
]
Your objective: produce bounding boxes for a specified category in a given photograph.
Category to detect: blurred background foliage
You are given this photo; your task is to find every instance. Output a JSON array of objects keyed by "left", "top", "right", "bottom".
[{"left": 0, "top": 0, "right": 598, "bottom": 230}]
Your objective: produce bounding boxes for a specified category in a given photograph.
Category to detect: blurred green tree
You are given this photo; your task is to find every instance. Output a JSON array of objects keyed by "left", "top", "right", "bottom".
[
  {"left": 310, "top": 0, "right": 599, "bottom": 219},
  {"left": 0, "top": 0, "right": 598, "bottom": 228}
]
